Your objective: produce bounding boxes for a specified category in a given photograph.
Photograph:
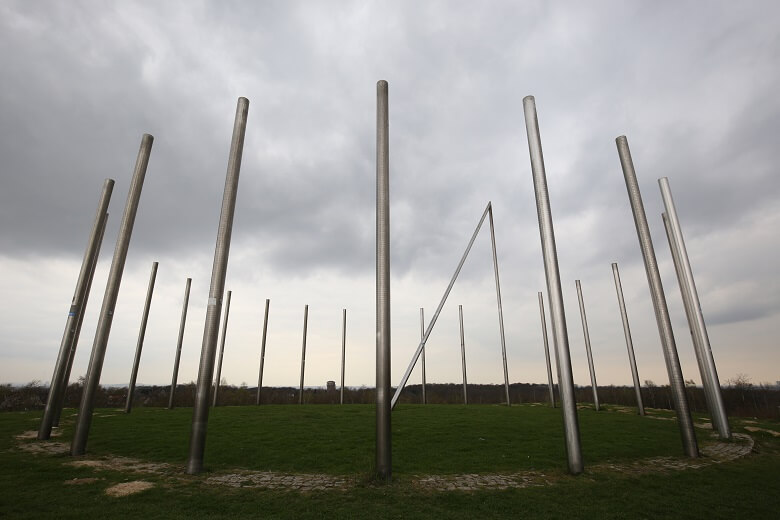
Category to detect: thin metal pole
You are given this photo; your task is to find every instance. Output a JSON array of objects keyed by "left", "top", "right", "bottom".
[
  {"left": 340, "top": 308, "right": 346, "bottom": 405},
  {"left": 611, "top": 263, "right": 645, "bottom": 415},
  {"left": 420, "top": 308, "right": 426, "bottom": 404},
  {"left": 575, "top": 280, "right": 599, "bottom": 411},
  {"left": 376, "top": 79, "right": 391, "bottom": 480},
  {"left": 186, "top": 97, "right": 249, "bottom": 474},
  {"left": 487, "top": 205, "right": 511, "bottom": 406},
  {"left": 390, "top": 202, "right": 491, "bottom": 409},
  {"left": 459, "top": 305, "right": 468, "bottom": 405},
  {"left": 39, "top": 180, "right": 114, "bottom": 440},
  {"left": 659, "top": 178, "right": 730, "bottom": 440},
  {"left": 125, "top": 261, "right": 159, "bottom": 413},
  {"left": 53, "top": 210, "right": 109, "bottom": 428},
  {"left": 71, "top": 134, "right": 153, "bottom": 456},
  {"left": 523, "top": 96, "right": 582, "bottom": 474},
  {"left": 212, "top": 290, "right": 232, "bottom": 407},
  {"left": 299, "top": 304, "right": 308, "bottom": 405},
  {"left": 538, "top": 292, "right": 555, "bottom": 408},
  {"left": 615, "top": 135, "right": 698, "bottom": 458},
  {"left": 168, "top": 277, "right": 192, "bottom": 409},
  {"left": 256, "top": 298, "right": 270, "bottom": 405}
]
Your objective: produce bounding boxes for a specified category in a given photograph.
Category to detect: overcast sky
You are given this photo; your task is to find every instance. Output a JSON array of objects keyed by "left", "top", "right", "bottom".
[{"left": 1, "top": 1, "right": 778, "bottom": 393}]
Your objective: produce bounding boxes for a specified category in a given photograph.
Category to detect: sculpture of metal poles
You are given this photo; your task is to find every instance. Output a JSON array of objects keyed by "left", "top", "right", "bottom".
[
  {"left": 459, "top": 305, "right": 468, "bottom": 405},
  {"left": 420, "top": 308, "right": 426, "bottom": 404},
  {"left": 71, "top": 134, "right": 153, "bottom": 456},
  {"left": 256, "top": 298, "right": 270, "bottom": 405},
  {"left": 523, "top": 96, "right": 582, "bottom": 474},
  {"left": 299, "top": 304, "right": 309, "bottom": 405},
  {"left": 168, "top": 277, "right": 192, "bottom": 409},
  {"left": 611, "top": 263, "right": 645, "bottom": 415},
  {"left": 487, "top": 205, "right": 511, "bottom": 405},
  {"left": 125, "top": 261, "right": 159, "bottom": 413},
  {"left": 186, "top": 97, "right": 249, "bottom": 475},
  {"left": 212, "top": 290, "right": 232, "bottom": 407},
  {"left": 340, "top": 308, "right": 347, "bottom": 405},
  {"left": 575, "top": 280, "right": 599, "bottom": 411},
  {"left": 615, "top": 136, "right": 698, "bottom": 458},
  {"left": 376, "top": 79, "right": 391, "bottom": 480},
  {"left": 660, "top": 191, "right": 731, "bottom": 440},
  {"left": 538, "top": 292, "right": 556, "bottom": 408},
  {"left": 39, "top": 179, "right": 114, "bottom": 440}
]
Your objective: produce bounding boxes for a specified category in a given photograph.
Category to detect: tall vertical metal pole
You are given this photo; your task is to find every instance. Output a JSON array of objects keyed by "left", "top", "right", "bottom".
[
  {"left": 487, "top": 204, "right": 511, "bottom": 406},
  {"left": 186, "top": 97, "right": 249, "bottom": 474},
  {"left": 256, "top": 298, "right": 270, "bottom": 405},
  {"left": 169, "top": 277, "right": 192, "bottom": 409},
  {"left": 523, "top": 96, "right": 582, "bottom": 474},
  {"left": 420, "top": 308, "right": 426, "bottom": 404},
  {"left": 298, "top": 304, "right": 308, "bottom": 405},
  {"left": 125, "top": 261, "right": 159, "bottom": 413},
  {"left": 615, "top": 135, "right": 698, "bottom": 458},
  {"left": 659, "top": 178, "right": 730, "bottom": 440},
  {"left": 538, "top": 292, "right": 555, "bottom": 408},
  {"left": 575, "top": 280, "right": 599, "bottom": 411},
  {"left": 459, "top": 305, "right": 468, "bottom": 405},
  {"left": 39, "top": 180, "right": 114, "bottom": 440},
  {"left": 340, "top": 308, "right": 347, "bottom": 405},
  {"left": 376, "top": 79, "right": 391, "bottom": 480},
  {"left": 71, "top": 134, "right": 153, "bottom": 456},
  {"left": 212, "top": 290, "right": 232, "bottom": 407},
  {"left": 611, "top": 263, "right": 644, "bottom": 415}
]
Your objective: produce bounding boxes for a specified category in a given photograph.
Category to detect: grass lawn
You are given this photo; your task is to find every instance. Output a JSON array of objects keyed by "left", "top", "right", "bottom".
[{"left": 1, "top": 404, "right": 778, "bottom": 519}]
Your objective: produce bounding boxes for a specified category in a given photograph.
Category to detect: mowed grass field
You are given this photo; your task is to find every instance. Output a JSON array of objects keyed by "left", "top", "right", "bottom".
[{"left": 1, "top": 404, "right": 779, "bottom": 519}]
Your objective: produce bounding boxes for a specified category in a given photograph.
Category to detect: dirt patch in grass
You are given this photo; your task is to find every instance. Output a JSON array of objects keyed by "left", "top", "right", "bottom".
[
  {"left": 105, "top": 481, "right": 154, "bottom": 497},
  {"left": 15, "top": 430, "right": 61, "bottom": 440},
  {"left": 64, "top": 477, "right": 101, "bottom": 485},
  {"left": 17, "top": 440, "right": 69, "bottom": 455},
  {"left": 744, "top": 426, "right": 780, "bottom": 437}
]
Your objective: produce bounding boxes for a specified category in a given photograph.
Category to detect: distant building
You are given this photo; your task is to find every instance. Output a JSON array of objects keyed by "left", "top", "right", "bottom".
[{"left": 327, "top": 380, "right": 336, "bottom": 392}]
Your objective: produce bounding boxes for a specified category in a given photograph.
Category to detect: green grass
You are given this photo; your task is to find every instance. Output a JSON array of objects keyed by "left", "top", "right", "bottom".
[{"left": 2, "top": 404, "right": 779, "bottom": 519}]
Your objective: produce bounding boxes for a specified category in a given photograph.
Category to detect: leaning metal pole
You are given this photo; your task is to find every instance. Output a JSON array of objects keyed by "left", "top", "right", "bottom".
[
  {"left": 39, "top": 179, "right": 114, "bottom": 439},
  {"left": 71, "top": 134, "right": 153, "bottom": 456},
  {"left": 169, "top": 277, "right": 192, "bottom": 409},
  {"left": 459, "top": 305, "right": 468, "bottom": 405},
  {"left": 487, "top": 205, "right": 511, "bottom": 405},
  {"left": 186, "top": 97, "right": 249, "bottom": 474},
  {"left": 212, "top": 290, "right": 232, "bottom": 407},
  {"left": 256, "top": 299, "right": 270, "bottom": 405},
  {"left": 616, "top": 135, "right": 698, "bottom": 458},
  {"left": 390, "top": 202, "right": 491, "bottom": 409},
  {"left": 298, "top": 304, "right": 309, "bottom": 405},
  {"left": 340, "top": 308, "right": 347, "bottom": 405},
  {"left": 538, "top": 292, "right": 556, "bottom": 408},
  {"left": 420, "top": 308, "right": 426, "bottom": 404},
  {"left": 660, "top": 178, "right": 730, "bottom": 440},
  {"left": 125, "top": 261, "right": 159, "bottom": 413},
  {"left": 611, "top": 263, "right": 645, "bottom": 416},
  {"left": 575, "top": 280, "right": 599, "bottom": 411},
  {"left": 376, "top": 79, "right": 391, "bottom": 480},
  {"left": 523, "top": 96, "right": 582, "bottom": 474}
]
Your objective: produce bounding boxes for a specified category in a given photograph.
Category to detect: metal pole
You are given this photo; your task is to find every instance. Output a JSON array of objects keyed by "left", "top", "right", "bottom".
[
  {"left": 575, "top": 280, "right": 599, "bottom": 411},
  {"left": 168, "top": 277, "right": 192, "bottom": 409},
  {"left": 659, "top": 178, "right": 730, "bottom": 440},
  {"left": 299, "top": 304, "right": 308, "bottom": 405},
  {"left": 611, "top": 263, "right": 645, "bottom": 415},
  {"left": 390, "top": 202, "right": 491, "bottom": 409},
  {"left": 615, "top": 135, "right": 698, "bottom": 458},
  {"left": 487, "top": 205, "right": 511, "bottom": 406},
  {"left": 340, "top": 308, "right": 346, "bottom": 405},
  {"left": 538, "top": 292, "right": 555, "bottom": 407},
  {"left": 186, "top": 97, "right": 249, "bottom": 474},
  {"left": 256, "top": 298, "right": 270, "bottom": 405},
  {"left": 376, "top": 79, "right": 391, "bottom": 480},
  {"left": 125, "top": 261, "right": 159, "bottom": 413},
  {"left": 71, "top": 134, "right": 153, "bottom": 456},
  {"left": 39, "top": 180, "right": 113, "bottom": 440},
  {"left": 212, "top": 290, "right": 232, "bottom": 407},
  {"left": 420, "top": 308, "right": 426, "bottom": 404},
  {"left": 459, "top": 305, "right": 468, "bottom": 405},
  {"left": 523, "top": 96, "right": 583, "bottom": 474}
]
